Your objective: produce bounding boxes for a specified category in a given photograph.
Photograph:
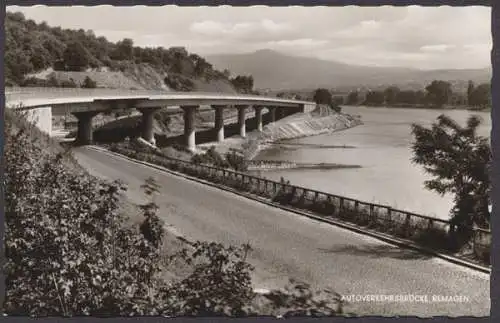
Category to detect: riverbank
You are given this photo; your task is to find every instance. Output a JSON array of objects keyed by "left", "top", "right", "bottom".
[
  {"left": 247, "top": 160, "right": 361, "bottom": 171},
  {"left": 349, "top": 103, "right": 491, "bottom": 112},
  {"left": 198, "top": 106, "right": 363, "bottom": 164}
]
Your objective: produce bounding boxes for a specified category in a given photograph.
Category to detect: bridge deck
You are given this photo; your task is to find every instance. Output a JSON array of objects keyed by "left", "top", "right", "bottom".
[{"left": 5, "top": 87, "right": 314, "bottom": 109}]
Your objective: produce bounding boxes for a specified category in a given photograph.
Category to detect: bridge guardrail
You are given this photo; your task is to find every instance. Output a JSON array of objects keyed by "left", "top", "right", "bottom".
[{"left": 108, "top": 144, "right": 491, "bottom": 264}]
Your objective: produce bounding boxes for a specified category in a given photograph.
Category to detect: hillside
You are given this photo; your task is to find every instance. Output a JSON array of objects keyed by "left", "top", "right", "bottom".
[
  {"left": 5, "top": 11, "right": 237, "bottom": 93},
  {"left": 207, "top": 49, "right": 491, "bottom": 92}
]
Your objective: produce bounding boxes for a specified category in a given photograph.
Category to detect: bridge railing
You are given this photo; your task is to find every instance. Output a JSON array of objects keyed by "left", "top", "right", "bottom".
[{"left": 108, "top": 144, "right": 491, "bottom": 264}]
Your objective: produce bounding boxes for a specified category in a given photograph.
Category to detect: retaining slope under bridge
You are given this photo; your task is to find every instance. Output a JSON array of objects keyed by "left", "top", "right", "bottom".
[{"left": 5, "top": 87, "right": 316, "bottom": 148}]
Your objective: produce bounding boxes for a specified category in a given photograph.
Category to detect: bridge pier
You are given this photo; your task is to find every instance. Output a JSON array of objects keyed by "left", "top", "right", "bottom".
[
  {"left": 236, "top": 105, "right": 248, "bottom": 138},
  {"left": 182, "top": 105, "right": 198, "bottom": 151},
  {"left": 254, "top": 106, "right": 263, "bottom": 132},
  {"left": 285, "top": 106, "right": 297, "bottom": 117},
  {"left": 212, "top": 105, "right": 225, "bottom": 142},
  {"left": 72, "top": 111, "right": 99, "bottom": 145},
  {"left": 137, "top": 107, "right": 160, "bottom": 145},
  {"left": 268, "top": 107, "right": 276, "bottom": 123},
  {"left": 277, "top": 107, "right": 286, "bottom": 120}
]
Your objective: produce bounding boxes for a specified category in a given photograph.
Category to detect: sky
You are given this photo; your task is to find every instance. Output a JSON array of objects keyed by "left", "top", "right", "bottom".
[{"left": 7, "top": 5, "right": 492, "bottom": 70}]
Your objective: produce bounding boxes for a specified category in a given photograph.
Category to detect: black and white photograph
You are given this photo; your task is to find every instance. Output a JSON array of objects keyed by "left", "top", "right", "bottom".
[{"left": 3, "top": 2, "right": 493, "bottom": 318}]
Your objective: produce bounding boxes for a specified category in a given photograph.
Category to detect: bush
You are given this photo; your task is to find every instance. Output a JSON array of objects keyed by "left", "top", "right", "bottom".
[
  {"left": 82, "top": 76, "right": 97, "bottom": 88},
  {"left": 225, "top": 151, "right": 248, "bottom": 171},
  {"left": 191, "top": 146, "right": 229, "bottom": 168},
  {"left": 60, "top": 78, "right": 78, "bottom": 88},
  {"left": 5, "top": 112, "right": 169, "bottom": 316}
]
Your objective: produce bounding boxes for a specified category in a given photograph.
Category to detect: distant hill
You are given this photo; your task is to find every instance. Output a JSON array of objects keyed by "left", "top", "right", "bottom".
[{"left": 207, "top": 49, "right": 491, "bottom": 92}]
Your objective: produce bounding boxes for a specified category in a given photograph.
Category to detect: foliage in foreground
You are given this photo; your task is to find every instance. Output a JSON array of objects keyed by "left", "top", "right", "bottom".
[
  {"left": 4, "top": 110, "right": 342, "bottom": 317},
  {"left": 411, "top": 114, "right": 491, "bottom": 246}
]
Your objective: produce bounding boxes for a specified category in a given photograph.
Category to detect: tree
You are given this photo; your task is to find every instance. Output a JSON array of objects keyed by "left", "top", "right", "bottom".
[
  {"left": 415, "top": 90, "right": 426, "bottom": 105},
  {"left": 449, "top": 92, "right": 467, "bottom": 106},
  {"left": 425, "top": 80, "right": 452, "bottom": 107},
  {"left": 384, "top": 86, "right": 400, "bottom": 105},
  {"left": 467, "top": 80, "right": 475, "bottom": 105},
  {"left": 468, "top": 83, "right": 491, "bottom": 108},
  {"left": 411, "top": 115, "right": 491, "bottom": 246},
  {"left": 111, "top": 38, "right": 134, "bottom": 61},
  {"left": 395, "top": 90, "right": 417, "bottom": 105},
  {"left": 82, "top": 76, "right": 97, "bottom": 88},
  {"left": 312, "top": 88, "right": 333, "bottom": 105},
  {"left": 346, "top": 91, "right": 359, "bottom": 105},
  {"left": 5, "top": 51, "right": 34, "bottom": 83},
  {"left": 364, "top": 91, "right": 385, "bottom": 106},
  {"left": 333, "top": 96, "right": 344, "bottom": 104},
  {"left": 231, "top": 75, "right": 254, "bottom": 94},
  {"left": 29, "top": 43, "right": 52, "bottom": 71},
  {"left": 62, "top": 41, "right": 90, "bottom": 71}
]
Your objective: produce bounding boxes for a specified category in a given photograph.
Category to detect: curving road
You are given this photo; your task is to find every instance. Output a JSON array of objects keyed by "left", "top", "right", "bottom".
[{"left": 73, "top": 146, "right": 490, "bottom": 317}]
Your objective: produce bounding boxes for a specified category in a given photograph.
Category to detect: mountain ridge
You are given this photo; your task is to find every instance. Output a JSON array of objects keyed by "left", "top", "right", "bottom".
[{"left": 207, "top": 49, "right": 491, "bottom": 91}]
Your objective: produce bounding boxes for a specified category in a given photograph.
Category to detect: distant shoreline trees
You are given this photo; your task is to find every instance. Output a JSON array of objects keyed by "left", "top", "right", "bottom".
[{"left": 344, "top": 79, "right": 491, "bottom": 110}]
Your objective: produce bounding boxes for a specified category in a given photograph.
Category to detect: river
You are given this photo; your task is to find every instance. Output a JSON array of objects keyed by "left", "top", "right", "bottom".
[{"left": 253, "top": 106, "right": 492, "bottom": 221}]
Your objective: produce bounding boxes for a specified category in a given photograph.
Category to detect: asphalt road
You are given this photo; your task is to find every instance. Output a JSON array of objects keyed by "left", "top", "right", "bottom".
[{"left": 72, "top": 146, "right": 490, "bottom": 317}]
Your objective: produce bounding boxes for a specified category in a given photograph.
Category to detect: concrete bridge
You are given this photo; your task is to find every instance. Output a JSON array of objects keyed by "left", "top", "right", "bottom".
[{"left": 5, "top": 87, "right": 316, "bottom": 151}]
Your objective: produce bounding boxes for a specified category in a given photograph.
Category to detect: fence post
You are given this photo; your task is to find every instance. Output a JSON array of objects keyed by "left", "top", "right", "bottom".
[
  {"left": 405, "top": 213, "right": 411, "bottom": 237},
  {"left": 370, "top": 204, "right": 375, "bottom": 222},
  {"left": 290, "top": 186, "right": 297, "bottom": 203},
  {"left": 299, "top": 189, "right": 306, "bottom": 205},
  {"left": 472, "top": 230, "right": 477, "bottom": 258},
  {"left": 340, "top": 198, "right": 344, "bottom": 214},
  {"left": 428, "top": 219, "right": 434, "bottom": 230},
  {"left": 273, "top": 182, "right": 277, "bottom": 195},
  {"left": 327, "top": 195, "right": 334, "bottom": 215}
]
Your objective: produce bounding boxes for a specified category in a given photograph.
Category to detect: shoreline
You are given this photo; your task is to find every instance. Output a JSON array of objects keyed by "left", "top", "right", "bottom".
[
  {"left": 247, "top": 160, "right": 361, "bottom": 171},
  {"left": 348, "top": 104, "right": 491, "bottom": 112},
  {"left": 243, "top": 111, "right": 363, "bottom": 161},
  {"left": 197, "top": 108, "right": 363, "bottom": 172},
  {"left": 270, "top": 142, "right": 357, "bottom": 149}
]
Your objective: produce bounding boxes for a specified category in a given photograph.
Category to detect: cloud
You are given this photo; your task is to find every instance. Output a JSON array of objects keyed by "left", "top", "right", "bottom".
[
  {"left": 189, "top": 19, "right": 293, "bottom": 38},
  {"left": 266, "top": 38, "right": 329, "bottom": 48},
  {"left": 7, "top": 5, "right": 492, "bottom": 69},
  {"left": 420, "top": 44, "right": 456, "bottom": 52}
]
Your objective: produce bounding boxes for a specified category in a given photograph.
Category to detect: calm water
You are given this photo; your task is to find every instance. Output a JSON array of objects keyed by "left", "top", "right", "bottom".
[{"left": 254, "top": 106, "right": 492, "bottom": 220}]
